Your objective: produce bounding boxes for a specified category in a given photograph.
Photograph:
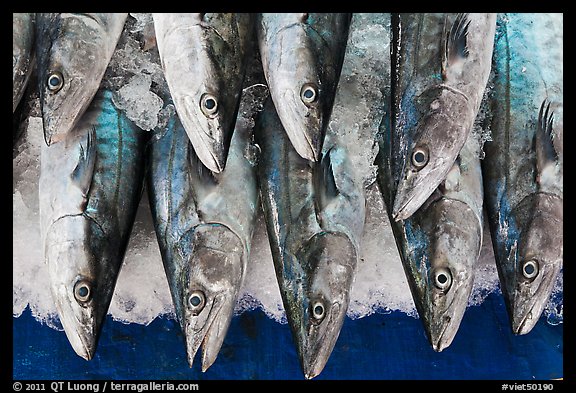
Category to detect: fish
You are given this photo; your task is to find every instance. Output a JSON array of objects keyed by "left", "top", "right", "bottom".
[
  {"left": 256, "top": 13, "right": 351, "bottom": 162},
  {"left": 377, "top": 128, "right": 484, "bottom": 351},
  {"left": 375, "top": 13, "right": 485, "bottom": 351},
  {"left": 39, "top": 88, "right": 148, "bottom": 360},
  {"left": 146, "top": 88, "right": 260, "bottom": 371},
  {"left": 482, "top": 13, "right": 563, "bottom": 335},
  {"left": 391, "top": 13, "right": 496, "bottom": 221},
  {"left": 152, "top": 13, "right": 254, "bottom": 173},
  {"left": 256, "top": 92, "right": 368, "bottom": 378},
  {"left": 35, "top": 13, "right": 127, "bottom": 146},
  {"left": 13, "top": 13, "right": 35, "bottom": 113}
]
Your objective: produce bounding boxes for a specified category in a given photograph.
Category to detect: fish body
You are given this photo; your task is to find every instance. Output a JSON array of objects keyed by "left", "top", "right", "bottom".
[
  {"left": 377, "top": 125, "right": 484, "bottom": 351},
  {"left": 147, "top": 92, "right": 259, "bottom": 371},
  {"left": 13, "top": 13, "right": 35, "bottom": 113},
  {"left": 256, "top": 93, "right": 365, "bottom": 378},
  {"left": 36, "top": 13, "right": 127, "bottom": 146},
  {"left": 153, "top": 13, "right": 254, "bottom": 173},
  {"left": 482, "top": 13, "right": 563, "bottom": 335},
  {"left": 39, "top": 89, "right": 148, "bottom": 360},
  {"left": 391, "top": 13, "right": 495, "bottom": 221},
  {"left": 376, "top": 14, "right": 486, "bottom": 350},
  {"left": 256, "top": 13, "right": 351, "bottom": 162}
]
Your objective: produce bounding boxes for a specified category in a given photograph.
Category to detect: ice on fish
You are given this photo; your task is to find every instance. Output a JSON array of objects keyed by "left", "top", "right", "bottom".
[
  {"left": 13, "top": 13, "right": 562, "bottom": 334},
  {"left": 112, "top": 74, "right": 164, "bottom": 131}
]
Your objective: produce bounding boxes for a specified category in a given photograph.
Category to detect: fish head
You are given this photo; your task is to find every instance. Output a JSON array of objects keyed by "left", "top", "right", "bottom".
[
  {"left": 510, "top": 193, "right": 563, "bottom": 335},
  {"left": 419, "top": 199, "right": 480, "bottom": 351},
  {"left": 265, "top": 23, "right": 324, "bottom": 162},
  {"left": 177, "top": 224, "right": 244, "bottom": 371},
  {"left": 163, "top": 18, "right": 246, "bottom": 174},
  {"left": 44, "top": 214, "right": 111, "bottom": 360},
  {"left": 174, "top": 83, "right": 236, "bottom": 174},
  {"left": 393, "top": 86, "right": 473, "bottom": 221},
  {"left": 293, "top": 232, "right": 356, "bottom": 379},
  {"left": 38, "top": 15, "right": 107, "bottom": 146}
]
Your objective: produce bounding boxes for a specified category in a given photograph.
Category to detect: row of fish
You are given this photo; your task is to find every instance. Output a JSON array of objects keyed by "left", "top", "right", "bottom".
[{"left": 12, "top": 13, "right": 563, "bottom": 379}]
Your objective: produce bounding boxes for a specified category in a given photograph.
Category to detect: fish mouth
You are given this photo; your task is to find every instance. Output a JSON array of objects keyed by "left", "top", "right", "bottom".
[
  {"left": 512, "top": 305, "right": 538, "bottom": 335},
  {"left": 392, "top": 188, "right": 417, "bottom": 221},
  {"left": 429, "top": 314, "right": 456, "bottom": 352},
  {"left": 510, "top": 288, "right": 549, "bottom": 335},
  {"left": 177, "top": 225, "right": 245, "bottom": 371},
  {"left": 63, "top": 325, "right": 98, "bottom": 361},
  {"left": 183, "top": 294, "right": 231, "bottom": 371},
  {"left": 300, "top": 302, "right": 343, "bottom": 380},
  {"left": 392, "top": 162, "right": 447, "bottom": 221},
  {"left": 508, "top": 258, "right": 561, "bottom": 335},
  {"left": 54, "top": 293, "right": 99, "bottom": 361},
  {"left": 177, "top": 95, "right": 227, "bottom": 173},
  {"left": 291, "top": 232, "right": 356, "bottom": 379},
  {"left": 275, "top": 88, "right": 321, "bottom": 162}
]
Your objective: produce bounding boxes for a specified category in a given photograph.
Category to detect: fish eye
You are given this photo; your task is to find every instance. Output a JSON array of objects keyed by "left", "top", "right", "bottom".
[
  {"left": 188, "top": 290, "right": 206, "bottom": 315},
  {"left": 73, "top": 279, "right": 92, "bottom": 303},
  {"left": 310, "top": 300, "right": 326, "bottom": 323},
  {"left": 432, "top": 267, "right": 452, "bottom": 291},
  {"left": 300, "top": 83, "right": 318, "bottom": 104},
  {"left": 411, "top": 146, "right": 429, "bottom": 170},
  {"left": 200, "top": 94, "right": 218, "bottom": 117},
  {"left": 522, "top": 260, "right": 539, "bottom": 279},
  {"left": 47, "top": 71, "right": 64, "bottom": 93},
  {"left": 300, "top": 13, "right": 309, "bottom": 23}
]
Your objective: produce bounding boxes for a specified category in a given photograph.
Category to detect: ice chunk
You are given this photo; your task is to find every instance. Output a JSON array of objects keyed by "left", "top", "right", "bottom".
[
  {"left": 112, "top": 74, "right": 164, "bottom": 131},
  {"left": 13, "top": 13, "right": 562, "bottom": 332},
  {"left": 348, "top": 184, "right": 417, "bottom": 319}
]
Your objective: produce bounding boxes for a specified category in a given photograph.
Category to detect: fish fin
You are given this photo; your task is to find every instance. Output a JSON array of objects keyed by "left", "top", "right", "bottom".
[
  {"left": 440, "top": 156, "right": 461, "bottom": 193},
  {"left": 313, "top": 148, "right": 339, "bottom": 212},
  {"left": 442, "top": 13, "right": 471, "bottom": 79},
  {"left": 70, "top": 126, "right": 97, "bottom": 208},
  {"left": 189, "top": 143, "right": 218, "bottom": 186},
  {"left": 536, "top": 99, "right": 559, "bottom": 166},
  {"left": 535, "top": 99, "right": 560, "bottom": 187}
]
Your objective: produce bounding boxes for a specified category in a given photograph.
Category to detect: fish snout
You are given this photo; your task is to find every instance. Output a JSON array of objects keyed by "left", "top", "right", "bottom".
[
  {"left": 178, "top": 224, "right": 244, "bottom": 370},
  {"left": 275, "top": 86, "right": 323, "bottom": 162}
]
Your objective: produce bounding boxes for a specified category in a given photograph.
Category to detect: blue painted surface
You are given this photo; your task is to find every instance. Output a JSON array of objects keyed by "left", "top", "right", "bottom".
[{"left": 13, "top": 292, "right": 562, "bottom": 380}]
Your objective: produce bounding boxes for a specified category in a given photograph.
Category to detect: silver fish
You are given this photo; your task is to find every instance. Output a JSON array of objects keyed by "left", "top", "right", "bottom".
[
  {"left": 36, "top": 13, "right": 127, "bottom": 146},
  {"left": 377, "top": 128, "right": 484, "bottom": 351},
  {"left": 153, "top": 13, "right": 254, "bottom": 173},
  {"left": 256, "top": 13, "right": 351, "bottom": 162},
  {"left": 147, "top": 89, "right": 260, "bottom": 371},
  {"left": 256, "top": 86, "right": 371, "bottom": 378},
  {"left": 39, "top": 88, "right": 147, "bottom": 360},
  {"left": 13, "top": 13, "right": 35, "bottom": 113},
  {"left": 391, "top": 13, "right": 495, "bottom": 221},
  {"left": 482, "top": 13, "right": 563, "bottom": 335}
]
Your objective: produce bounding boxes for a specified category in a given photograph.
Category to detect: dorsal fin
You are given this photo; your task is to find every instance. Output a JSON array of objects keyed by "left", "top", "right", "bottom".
[
  {"left": 535, "top": 99, "right": 560, "bottom": 189},
  {"left": 442, "top": 13, "right": 471, "bottom": 79},
  {"left": 536, "top": 99, "right": 559, "bottom": 166},
  {"left": 313, "top": 148, "right": 339, "bottom": 212},
  {"left": 70, "top": 126, "right": 97, "bottom": 209}
]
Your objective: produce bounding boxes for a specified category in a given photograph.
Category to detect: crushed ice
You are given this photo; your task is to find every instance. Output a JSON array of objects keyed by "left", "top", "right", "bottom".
[{"left": 13, "top": 13, "right": 563, "bottom": 329}]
